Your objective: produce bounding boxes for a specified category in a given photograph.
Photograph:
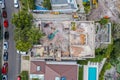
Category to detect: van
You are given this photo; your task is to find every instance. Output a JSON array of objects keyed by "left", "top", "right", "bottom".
[{"left": 14, "top": 0, "right": 19, "bottom": 8}]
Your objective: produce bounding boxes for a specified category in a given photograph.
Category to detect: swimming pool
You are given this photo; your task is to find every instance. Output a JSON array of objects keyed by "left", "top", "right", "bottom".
[
  {"left": 88, "top": 67, "right": 97, "bottom": 80},
  {"left": 35, "top": 6, "right": 48, "bottom": 10},
  {"left": 107, "top": 23, "right": 111, "bottom": 42}
]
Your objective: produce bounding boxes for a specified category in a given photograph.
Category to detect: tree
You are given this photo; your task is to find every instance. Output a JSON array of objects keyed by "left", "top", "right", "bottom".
[
  {"left": 83, "top": 1, "right": 90, "bottom": 14},
  {"left": 42, "top": 0, "right": 52, "bottom": 10},
  {"left": 28, "top": 0, "right": 35, "bottom": 10},
  {"left": 26, "top": 27, "right": 43, "bottom": 44},
  {"left": 112, "top": 23, "right": 120, "bottom": 40},
  {"left": 112, "top": 39, "right": 120, "bottom": 57},
  {"left": 12, "top": 10, "right": 43, "bottom": 52},
  {"left": 12, "top": 11, "right": 33, "bottom": 29},
  {"left": 99, "top": 18, "right": 109, "bottom": 25},
  {"left": 16, "top": 40, "right": 32, "bottom": 52},
  {"left": 109, "top": 39, "right": 120, "bottom": 66}
]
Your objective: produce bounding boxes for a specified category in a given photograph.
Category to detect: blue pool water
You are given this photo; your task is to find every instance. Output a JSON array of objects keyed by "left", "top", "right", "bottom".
[
  {"left": 83, "top": 0, "right": 89, "bottom": 2},
  {"left": 88, "top": 67, "right": 97, "bottom": 80},
  {"left": 35, "top": 6, "right": 48, "bottom": 10}
]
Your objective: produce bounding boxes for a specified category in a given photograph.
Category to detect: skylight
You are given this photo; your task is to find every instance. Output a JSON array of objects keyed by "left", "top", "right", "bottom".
[{"left": 37, "top": 66, "right": 41, "bottom": 71}]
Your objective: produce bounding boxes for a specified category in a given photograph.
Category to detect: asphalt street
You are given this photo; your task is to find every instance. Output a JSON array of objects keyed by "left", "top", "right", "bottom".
[{"left": 4, "top": 0, "right": 21, "bottom": 80}]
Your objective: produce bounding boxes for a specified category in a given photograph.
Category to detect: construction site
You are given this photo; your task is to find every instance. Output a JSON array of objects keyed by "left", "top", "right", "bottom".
[{"left": 31, "top": 21, "right": 95, "bottom": 60}]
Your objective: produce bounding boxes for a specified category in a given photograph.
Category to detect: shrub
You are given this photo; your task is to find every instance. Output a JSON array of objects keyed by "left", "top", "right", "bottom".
[
  {"left": 20, "top": 71, "right": 29, "bottom": 80},
  {"left": 99, "top": 18, "right": 109, "bottom": 25},
  {"left": 42, "top": 0, "right": 52, "bottom": 10}
]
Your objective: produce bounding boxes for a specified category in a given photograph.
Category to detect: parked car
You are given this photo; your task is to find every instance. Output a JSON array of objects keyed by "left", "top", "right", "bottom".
[
  {"left": 1, "top": 0, "right": 5, "bottom": 9},
  {"left": 0, "top": 0, "right": 2, "bottom": 3},
  {"left": 4, "top": 42, "right": 8, "bottom": 51},
  {"left": 3, "top": 52, "right": 8, "bottom": 61},
  {"left": 4, "top": 20, "right": 8, "bottom": 28},
  {"left": 17, "top": 76, "right": 21, "bottom": 80},
  {"left": 14, "top": 0, "right": 19, "bottom": 8},
  {"left": 2, "top": 10, "right": 7, "bottom": 18},
  {"left": 4, "top": 31, "right": 9, "bottom": 40},
  {"left": 2, "top": 75, "right": 7, "bottom": 80},
  {"left": 2, "top": 63, "right": 8, "bottom": 74},
  {"left": 17, "top": 50, "right": 27, "bottom": 55}
]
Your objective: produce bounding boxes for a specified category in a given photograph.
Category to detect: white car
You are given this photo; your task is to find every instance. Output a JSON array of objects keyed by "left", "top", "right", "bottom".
[
  {"left": 17, "top": 50, "right": 27, "bottom": 55},
  {"left": 2, "top": 75, "right": 7, "bottom": 80},
  {"left": 4, "top": 42, "right": 8, "bottom": 51},
  {"left": 14, "top": 0, "right": 19, "bottom": 8},
  {"left": 1, "top": 0, "right": 5, "bottom": 9},
  {"left": 0, "top": 0, "right": 2, "bottom": 4}
]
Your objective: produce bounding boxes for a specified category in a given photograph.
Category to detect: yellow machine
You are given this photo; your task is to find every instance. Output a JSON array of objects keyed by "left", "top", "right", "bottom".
[
  {"left": 93, "top": 0, "right": 98, "bottom": 8},
  {"left": 73, "top": 13, "right": 78, "bottom": 18},
  {"left": 50, "top": 12, "right": 59, "bottom": 15},
  {"left": 93, "top": 0, "right": 96, "bottom": 4}
]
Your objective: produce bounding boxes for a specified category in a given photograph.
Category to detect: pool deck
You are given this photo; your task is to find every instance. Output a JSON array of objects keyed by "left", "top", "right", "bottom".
[
  {"left": 83, "top": 62, "right": 99, "bottom": 80},
  {"left": 83, "top": 65, "right": 88, "bottom": 80},
  {"left": 83, "top": 58, "right": 107, "bottom": 80}
]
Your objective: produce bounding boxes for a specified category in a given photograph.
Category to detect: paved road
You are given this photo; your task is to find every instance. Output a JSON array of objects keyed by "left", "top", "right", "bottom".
[{"left": 4, "top": 0, "right": 21, "bottom": 80}]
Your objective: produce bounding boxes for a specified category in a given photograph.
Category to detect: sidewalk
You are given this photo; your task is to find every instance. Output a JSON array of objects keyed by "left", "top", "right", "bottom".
[{"left": 33, "top": 13, "right": 73, "bottom": 20}]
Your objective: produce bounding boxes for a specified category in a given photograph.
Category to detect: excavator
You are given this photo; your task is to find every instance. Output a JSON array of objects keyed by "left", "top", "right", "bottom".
[
  {"left": 48, "top": 30, "right": 59, "bottom": 40},
  {"left": 93, "top": 0, "right": 98, "bottom": 8}
]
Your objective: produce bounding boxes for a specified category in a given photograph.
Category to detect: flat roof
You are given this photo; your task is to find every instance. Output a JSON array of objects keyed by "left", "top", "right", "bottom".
[
  {"left": 50, "top": 0, "right": 78, "bottom": 12},
  {"left": 51, "top": 0, "right": 68, "bottom": 4}
]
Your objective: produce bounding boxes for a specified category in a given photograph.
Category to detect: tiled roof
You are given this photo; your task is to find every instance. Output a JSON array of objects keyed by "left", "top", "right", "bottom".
[
  {"left": 30, "top": 61, "right": 45, "bottom": 74},
  {"left": 45, "top": 64, "right": 78, "bottom": 80},
  {"left": 30, "top": 61, "right": 78, "bottom": 80}
]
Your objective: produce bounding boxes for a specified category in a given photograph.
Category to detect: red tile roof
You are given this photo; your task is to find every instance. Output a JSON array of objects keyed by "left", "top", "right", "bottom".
[
  {"left": 30, "top": 61, "right": 45, "bottom": 74},
  {"left": 45, "top": 64, "right": 78, "bottom": 80},
  {"left": 30, "top": 61, "right": 78, "bottom": 80}
]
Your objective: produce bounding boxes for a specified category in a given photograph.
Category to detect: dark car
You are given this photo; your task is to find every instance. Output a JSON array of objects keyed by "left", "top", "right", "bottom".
[
  {"left": 4, "top": 31, "right": 9, "bottom": 40},
  {"left": 3, "top": 52, "right": 8, "bottom": 61},
  {"left": 2, "top": 10, "right": 7, "bottom": 18},
  {"left": 4, "top": 20, "right": 8, "bottom": 28},
  {"left": 2, "top": 63, "right": 8, "bottom": 75}
]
